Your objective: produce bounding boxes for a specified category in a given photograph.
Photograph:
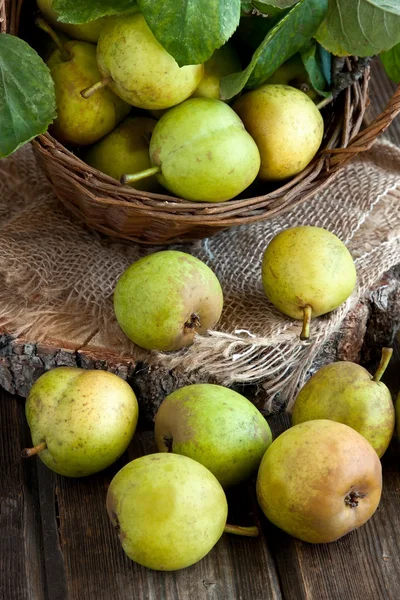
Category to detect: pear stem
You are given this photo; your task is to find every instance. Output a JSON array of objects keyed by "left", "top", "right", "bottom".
[
  {"left": 316, "top": 95, "right": 333, "bottom": 110},
  {"left": 21, "top": 441, "right": 47, "bottom": 458},
  {"left": 372, "top": 347, "right": 393, "bottom": 382},
  {"left": 121, "top": 167, "right": 161, "bottom": 185},
  {"left": 224, "top": 523, "right": 259, "bottom": 538},
  {"left": 35, "top": 17, "right": 70, "bottom": 62},
  {"left": 300, "top": 305, "right": 312, "bottom": 341},
  {"left": 81, "top": 77, "right": 113, "bottom": 99}
]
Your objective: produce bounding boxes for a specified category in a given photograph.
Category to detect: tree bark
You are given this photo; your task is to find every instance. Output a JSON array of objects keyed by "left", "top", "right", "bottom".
[{"left": 1, "top": 268, "right": 399, "bottom": 423}]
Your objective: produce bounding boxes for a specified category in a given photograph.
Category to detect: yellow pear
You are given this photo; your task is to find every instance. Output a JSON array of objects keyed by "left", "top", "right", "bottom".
[
  {"left": 37, "top": 0, "right": 109, "bottom": 43},
  {"left": 85, "top": 13, "right": 203, "bottom": 110},
  {"left": 192, "top": 43, "right": 241, "bottom": 100},
  {"left": 292, "top": 348, "right": 395, "bottom": 458},
  {"left": 85, "top": 117, "right": 158, "bottom": 191},
  {"left": 47, "top": 40, "right": 130, "bottom": 146},
  {"left": 256, "top": 420, "right": 382, "bottom": 543},
  {"left": 261, "top": 226, "right": 357, "bottom": 339},
  {"left": 234, "top": 84, "right": 324, "bottom": 181}
]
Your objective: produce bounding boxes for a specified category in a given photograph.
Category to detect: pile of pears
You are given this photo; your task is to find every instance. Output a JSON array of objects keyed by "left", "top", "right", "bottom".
[
  {"left": 22, "top": 342, "right": 398, "bottom": 571},
  {"left": 35, "top": 1, "right": 325, "bottom": 202}
]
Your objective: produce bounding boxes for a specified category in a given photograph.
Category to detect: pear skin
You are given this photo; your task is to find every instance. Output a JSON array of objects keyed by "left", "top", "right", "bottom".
[
  {"left": 292, "top": 353, "right": 395, "bottom": 458},
  {"left": 37, "top": 0, "right": 109, "bottom": 43},
  {"left": 24, "top": 367, "right": 139, "bottom": 477},
  {"left": 113, "top": 250, "right": 223, "bottom": 351},
  {"left": 106, "top": 454, "right": 228, "bottom": 570},
  {"left": 85, "top": 117, "right": 159, "bottom": 191},
  {"left": 147, "top": 98, "right": 261, "bottom": 202},
  {"left": 192, "top": 43, "right": 241, "bottom": 100},
  {"left": 96, "top": 13, "right": 204, "bottom": 109},
  {"left": 261, "top": 226, "right": 357, "bottom": 335},
  {"left": 234, "top": 84, "right": 324, "bottom": 181},
  {"left": 154, "top": 383, "right": 272, "bottom": 487},
  {"left": 256, "top": 420, "right": 382, "bottom": 543},
  {"left": 47, "top": 40, "right": 130, "bottom": 146}
]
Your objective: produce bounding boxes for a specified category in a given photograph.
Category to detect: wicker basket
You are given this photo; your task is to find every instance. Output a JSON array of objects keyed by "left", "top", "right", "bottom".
[{"left": 3, "top": 0, "right": 400, "bottom": 244}]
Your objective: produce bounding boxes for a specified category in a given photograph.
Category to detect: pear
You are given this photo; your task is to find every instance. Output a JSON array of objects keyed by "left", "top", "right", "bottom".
[
  {"left": 256, "top": 420, "right": 382, "bottom": 543},
  {"left": 123, "top": 98, "right": 261, "bottom": 202},
  {"left": 113, "top": 250, "right": 224, "bottom": 351},
  {"left": 22, "top": 367, "right": 139, "bottom": 477},
  {"left": 261, "top": 226, "right": 357, "bottom": 339},
  {"left": 292, "top": 348, "right": 395, "bottom": 458},
  {"left": 37, "top": 0, "right": 110, "bottom": 43},
  {"left": 85, "top": 117, "right": 159, "bottom": 191},
  {"left": 234, "top": 84, "right": 324, "bottom": 181},
  {"left": 265, "top": 54, "right": 318, "bottom": 100},
  {"left": 192, "top": 43, "right": 241, "bottom": 100},
  {"left": 154, "top": 383, "right": 272, "bottom": 487},
  {"left": 82, "top": 13, "right": 203, "bottom": 110},
  {"left": 106, "top": 453, "right": 228, "bottom": 570},
  {"left": 46, "top": 38, "right": 130, "bottom": 146}
]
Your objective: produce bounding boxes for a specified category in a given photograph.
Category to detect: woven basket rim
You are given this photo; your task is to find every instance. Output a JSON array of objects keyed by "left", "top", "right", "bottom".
[{"left": 3, "top": 0, "right": 400, "bottom": 243}]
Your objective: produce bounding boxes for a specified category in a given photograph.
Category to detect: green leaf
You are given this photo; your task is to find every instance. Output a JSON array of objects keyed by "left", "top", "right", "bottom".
[
  {"left": 252, "top": 2, "right": 288, "bottom": 15},
  {"left": 316, "top": 0, "right": 400, "bottom": 57},
  {"left": 137, "top": 0, "right": 241, "bottom": 66},
  {"left": 365, "top": 0, "right": 400, "bottom": 16},
  {"left": 318, "top": 44, "right": 332, "bottom": 85},
  {"left": 0, "top": 35, "right": 56, "bottom": 159},
  {"left": 381, "top": 43, "right": 400, "bottom": 83},
  {"left": 220, "top": 0, "right": 328, "bottom": 100},
  {"left": 300, "top": 40, "right": 330, "bottom": 96},
  {"left": 255, "top": 0, "right": 298, "bottom": 7},
  {"left": 53, "top": 0, "right": 137, "bottom": 24}
]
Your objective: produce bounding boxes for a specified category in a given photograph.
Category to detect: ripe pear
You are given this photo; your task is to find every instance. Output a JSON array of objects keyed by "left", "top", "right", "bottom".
[
  {"left": 37, "top": 0, "right": 109, "bottom": 43},
  {"left": 256, "top": 420, "right": 382, "bottom": 543},
  {"left": 107, "top": 453, "right": 228, "bottom": 570},
  {"left": 192, "top": 43, "right": 241, "bottom": 100},
  {"left": 123, "top": 98, "right": 261, "bottom": 202},
  {"left": 154, "top": 383, "right": 272, "bottom": 487},
  {"left": 85, "top": 117, "right": 159, "bottom": 191},
  {"left": 47, "top": 40, "right": 130, "bottom": 146},
  {"left": 292, "top": 348, "right": 395, "bottom": 458},
  {"left": 22, "top": 367, "right": 139, "bottom": 477},
  {"left": 395, "top": 389, "right": 400, "bottom": 440},
  {"left": 266, "top": 54, "right": 318, "bottom": 100},
  {"left": 234, "top": 84, "right": 324, "bottom": 181},
  {"left": 84, "top": 13, "right": 203, "bottom": 110},
  {"left": 261, "top": 226, "right": 357, "bottom": 339},
  {"left": 113, "top": 250, "right": 223, "bottom": 351}
]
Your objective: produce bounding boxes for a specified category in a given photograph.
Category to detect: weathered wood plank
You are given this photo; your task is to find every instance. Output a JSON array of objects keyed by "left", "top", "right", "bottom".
[
  {"left": 0, "top": 389, "right": 46, "bottom": 600},
  {"left": 47, "top": 431, "right": 282, "bottom": 600}
]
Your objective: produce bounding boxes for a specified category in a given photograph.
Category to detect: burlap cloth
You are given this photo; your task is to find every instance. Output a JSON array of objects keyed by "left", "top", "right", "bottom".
[{"left": 1, "top": 140, "right": 399, "bottom": 412}]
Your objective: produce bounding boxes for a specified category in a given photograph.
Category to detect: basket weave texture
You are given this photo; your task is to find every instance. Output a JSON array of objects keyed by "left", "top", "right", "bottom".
[{"left": 3, "top": 0, "right": 400, "bottom": 244}]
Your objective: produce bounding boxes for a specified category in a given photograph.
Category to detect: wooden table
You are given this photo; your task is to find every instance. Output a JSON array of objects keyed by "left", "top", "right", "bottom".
[{"left": 1, "top": 62, "right": 399, "bottom": 600}]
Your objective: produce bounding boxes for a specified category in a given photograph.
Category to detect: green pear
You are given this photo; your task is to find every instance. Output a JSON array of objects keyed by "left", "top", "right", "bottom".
[
  {"left": 123, "top": 98, "right": 261, "bottom": 202},
  {"left": 37, "top": 0, "right": 110, "bottom": 43},
  {"left": 83, "top": 13, "right": 203, "bottom": 110},
  {"left": 113, "top": 251, "right": 223, "bottom": 351},
  {"left": 256, "top": 420, "right": 382, "bottom": 543},
  {"left": 47, "top": 40, "right": 130, "bottom": 146},
  {"left": 265, "top": 54, "right": 318, "bottom": 100},
  {"left": 292, "top": 348, "right": 395, "bottom": 458},
  {"left": 106, "top": 453, "right": 228, "bottom": 570},
  {"left": 85, "top": 117, "right": 159, "bottom": 191},
  {"left": 192, "top": 43, "right": 241, "bottom": 100},
  {"left": 234, "top": 84, "right": 324, "bottom": 181},
  {"left": 22, "top": 367, "right": 139, "bottom": 477},
  {"left": 261, "top": 226, "right": 357, "bottom": 339},
  {"left": 154, "top": 383, "right": 272, "bottom": 487},
  {"left": 395, "top": 389, "right": 400, "bottom": 440}
]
